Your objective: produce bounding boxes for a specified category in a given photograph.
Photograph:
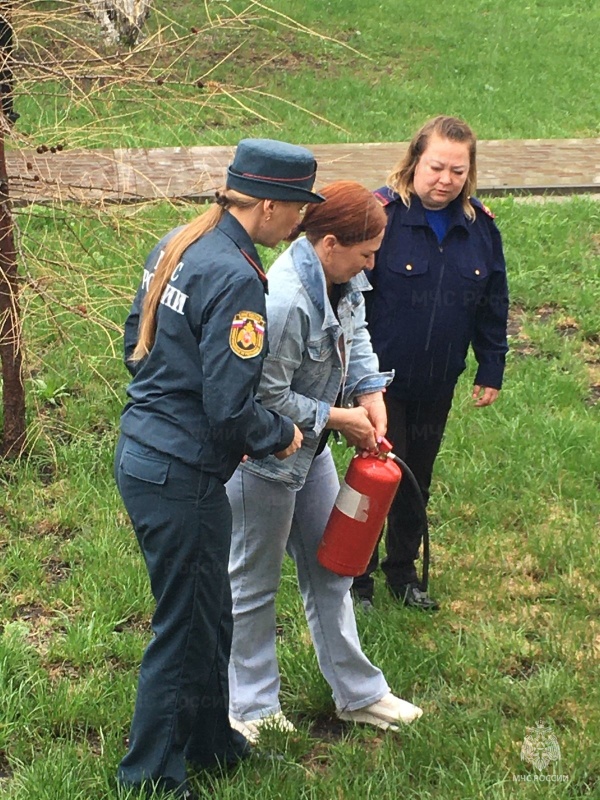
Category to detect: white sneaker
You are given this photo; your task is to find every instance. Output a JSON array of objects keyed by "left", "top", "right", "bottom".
[
  {"left": 229, "top": 711, "right": 296, "bottom": 743},
  {"left": 337, "top": 692, "right": 423, "bottom": 731}
]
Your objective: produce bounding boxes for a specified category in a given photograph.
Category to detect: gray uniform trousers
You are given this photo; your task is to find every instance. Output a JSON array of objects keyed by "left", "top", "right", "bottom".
[
  {"left": 115, "top": 435, "right": 249, "bottom": 793},
  {"left": 226, "top": 447, "right": 388, "bottom": 720}
]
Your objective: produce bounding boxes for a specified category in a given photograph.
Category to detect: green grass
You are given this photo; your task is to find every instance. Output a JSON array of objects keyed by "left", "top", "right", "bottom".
[
  {"left": 2, "top": 196, "right": 599, "bottom": 799},
  {"left": 2, "top": 1, "right": 600, "bottom": 798},
  {"left": 13, "top": 0, "right": 600, "bottom": 149}
]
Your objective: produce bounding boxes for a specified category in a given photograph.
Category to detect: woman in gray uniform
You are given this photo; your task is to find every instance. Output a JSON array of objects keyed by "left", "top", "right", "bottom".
[{"left": 115, "top": 139, "right": 323, "bottom": 799}]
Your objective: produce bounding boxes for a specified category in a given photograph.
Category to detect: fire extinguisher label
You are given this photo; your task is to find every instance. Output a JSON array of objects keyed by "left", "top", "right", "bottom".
[{"left": 335, "top": 481, "right": 370, "bottom": 522}]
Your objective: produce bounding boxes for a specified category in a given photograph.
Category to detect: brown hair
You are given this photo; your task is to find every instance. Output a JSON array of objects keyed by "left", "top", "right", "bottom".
[
  {"left": 289, "top": 181, "right": 387, "bottom": 245},
  {"left": 387, "top": 115, "right": 477, "bottom": 220},
  {"left": 131, "top": 189, "right": 261, "bottom": 362}
]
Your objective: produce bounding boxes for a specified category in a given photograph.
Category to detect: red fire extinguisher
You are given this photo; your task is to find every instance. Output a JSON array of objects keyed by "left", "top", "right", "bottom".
[
  {"left": 318, "top": 438, "right": 401, "bottom": 577},
  {"left": 318, "top": 438, "right": 430, "bottom": 587}
]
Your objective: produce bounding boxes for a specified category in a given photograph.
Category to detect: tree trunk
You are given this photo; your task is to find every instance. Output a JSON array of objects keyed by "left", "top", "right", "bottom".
[
  {"left": 0, "top": 124, "right": 25, "bottom": 457},
  {"left": 85, "top": 1, "right": 151, "bottom": 46}
]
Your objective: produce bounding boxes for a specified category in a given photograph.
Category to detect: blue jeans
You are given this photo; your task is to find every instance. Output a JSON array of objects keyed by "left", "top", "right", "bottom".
[
  {"left": 226, "top": 447, "right": 388, "bottom": 720},
  {"left": 115, "top": 435, "right": 249, "bottom": 793}
]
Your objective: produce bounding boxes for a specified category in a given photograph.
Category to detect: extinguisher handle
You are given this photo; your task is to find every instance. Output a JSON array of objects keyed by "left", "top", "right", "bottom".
[{"left": 377, "top": 436, "right": 394, "bottom": 454}]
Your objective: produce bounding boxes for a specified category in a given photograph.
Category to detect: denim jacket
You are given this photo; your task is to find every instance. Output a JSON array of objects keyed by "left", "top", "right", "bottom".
[{"left": 242, "top": 236, "right": 393, "bottom": 489}]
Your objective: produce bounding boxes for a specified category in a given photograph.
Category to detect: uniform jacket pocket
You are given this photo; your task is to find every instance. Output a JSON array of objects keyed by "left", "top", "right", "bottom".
[
  {"left": 388, "top": 253, "right": 429, "bottom": 278},
  {"left": 120, "top": 450, "right": 170, "bottom": 485},
  {"left": 385, "top": 251, "right": 430, "bottom": 309},
  {"left": 457, "top": 262, "right": 489, "bottom": 282}
]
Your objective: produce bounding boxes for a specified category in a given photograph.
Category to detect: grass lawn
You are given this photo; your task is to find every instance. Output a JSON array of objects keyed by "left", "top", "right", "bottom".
[
  {"left": 1, "top": 1, "right": 599, "bottom": 799},
  {"left": 14, "top": 0, "right": 600, "bottom": 148}
]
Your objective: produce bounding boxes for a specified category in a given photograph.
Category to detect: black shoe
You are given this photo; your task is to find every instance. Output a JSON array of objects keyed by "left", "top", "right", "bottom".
[
  {"left": 356, "top": 597, "right": 374, "bottom": 613},
  {"left": 351, "top": 590, "right": 374, "bottom": 613},
  {"left": 390, "top": 582, "right": 439, "bottom": 611}
]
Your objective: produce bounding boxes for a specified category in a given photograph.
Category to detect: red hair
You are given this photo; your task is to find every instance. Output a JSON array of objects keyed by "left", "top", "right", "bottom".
[{"left": 289, "top": 181, "right": 386, "bottom": 245}]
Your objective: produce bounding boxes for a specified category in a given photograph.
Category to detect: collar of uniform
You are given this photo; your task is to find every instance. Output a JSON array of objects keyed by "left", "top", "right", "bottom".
[
  {"left": 402, "top": 194, "right": 469, "bottom": 232},
  {"left": 290, "top": 236, "right": 371, "bottom": 332},
  {"left": 216, "top": 211, "right": 267, "bottom": 286}
]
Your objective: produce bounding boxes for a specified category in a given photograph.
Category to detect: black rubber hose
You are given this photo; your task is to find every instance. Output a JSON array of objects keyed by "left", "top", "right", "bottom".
[{"left": 387, "top": 452, "right": 430, "bottom": 592}]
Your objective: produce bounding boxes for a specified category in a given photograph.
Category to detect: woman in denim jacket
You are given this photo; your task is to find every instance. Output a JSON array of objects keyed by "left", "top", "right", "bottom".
[{"left": 226, "top": 182, "right": 424, "bottom": 741}]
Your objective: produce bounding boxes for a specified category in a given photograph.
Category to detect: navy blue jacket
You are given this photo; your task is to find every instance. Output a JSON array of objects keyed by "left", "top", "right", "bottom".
[
  {"left": 367, "top": 188, "right": 509, "bottom": 402},
  {"left": 121, "top": 212, "right": 295, "bottom": 482}
]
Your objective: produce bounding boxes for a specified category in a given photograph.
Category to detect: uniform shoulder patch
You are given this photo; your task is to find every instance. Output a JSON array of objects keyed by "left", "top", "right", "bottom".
[
  {"left": 470, "top": 196, "right": 496, "bottom": 218},
  {"left": 229, "top": 311, "right": 265, "bottom": 359},
  {"left": 373, "top": 186, "right": 398, "bottom": 207}
]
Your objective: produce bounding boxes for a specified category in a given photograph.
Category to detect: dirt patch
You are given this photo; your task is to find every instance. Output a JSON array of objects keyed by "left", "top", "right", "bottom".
[
  {"left": 113, "top": 613, "right": 151, "bottom": 635},
  {"left": 0, "top": 749, "right": 13, "bottom": 780},
  {"left": 11, "top": 602, "right": 66, "bottom": 654},
  {"left": 582, "top": 342, "right": 600, "bottom": 366},
  {"left": 506, "top": 308, "right": 543, "bottom": 358},
  {"left": 194, "top": 29, "right": 348, "bottom": 76},
  {"left": 584, "top": 342, "right": 600, "bottom": 404},
  {"left": 293, "top": 712, "right": 353, "bottom": 774},
  {"left": 561, "top": 568, "right": 598, "bottom": 603},
  {"left": 12, "top": 602, "right": 49, "bottom": 623},
  {"left": 448, "top": 599, "right": 471, "bottom": 616},
  {"left": 45, "top": 659, "right": 81, "bottom": 684},
  {"left": 523, "top": 566, "right": 546, "bottom": 582},
  {"left": 86, "top": 728, "right": 104, "bottom": 756},
  {"left": 251, "top": 49, "right": 331, "bottom": 73},
  {"left": 511, "top": 340, "right": 542, "bottom": 358},
  {"left": 504, "top": 576, "right": 555, "bottom": 602},
  {"left": 586, "top": 380, "right": 600, "bottom": 406},
  {"left": 506, "top": 304, "right": 527, "bottom": 336},
  {"left": 33, "top": 519, "right": 78, "bottom": 540},
  {"left": 50, "top": 721, "right": 105, "bottom": 755},
  {"left": 501, "top": 654, "right": 540, "bottom": 680},
  {"left": 555, "top": 315, "right": 580, "bottom": 337},
  {"left": 507, "top": 305, "right": 593, "bottom": 359},
  {"left": 535, "top": 303, "right": 559, "bottom": 322},
  {"left": 298, "top": 740, "right": 333, "bottom": 774},
  {"left": 42, "top": 554, "right": 72, "bottom": 584},
  {"left": 308, "top": 714, "right": 348, "bottom": 741},
  {"left": 38, "top": 461, "right": 57, "bottom": 485},
  {"left": 90, "top": 421, "right": 113, "bottom": 437}
]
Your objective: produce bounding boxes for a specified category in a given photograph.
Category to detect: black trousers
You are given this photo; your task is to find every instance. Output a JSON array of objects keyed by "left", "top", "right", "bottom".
[
  {"left": 352, "top": 387, "right": 455, "bottom": 600},
  {"left": 115, "top": 435, "right": 249, "bottom": 794}
]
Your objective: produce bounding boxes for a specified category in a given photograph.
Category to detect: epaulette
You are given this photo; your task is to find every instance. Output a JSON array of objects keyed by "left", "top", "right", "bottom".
[
  {"left": 470, "top": 196, "right": 496, "bottom": 218},
  {"left": 373, "top": 186, "right": 399, "bottom": 207},
  {"left": 241, "top": 249, "right": 268, "bottom": 285}
]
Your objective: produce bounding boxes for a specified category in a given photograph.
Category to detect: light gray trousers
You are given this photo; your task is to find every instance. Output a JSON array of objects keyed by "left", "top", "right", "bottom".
[{"left": 226, "top": 448, "right": 388, "bottom": 720}]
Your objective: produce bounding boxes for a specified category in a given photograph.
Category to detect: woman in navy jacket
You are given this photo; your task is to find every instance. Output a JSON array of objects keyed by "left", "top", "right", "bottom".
[
  {"left": 352, "top": 116, "right": 509, "bottom": 611},
  {"left": 116, "top": 139, "right": 321, "bottom": 799}
]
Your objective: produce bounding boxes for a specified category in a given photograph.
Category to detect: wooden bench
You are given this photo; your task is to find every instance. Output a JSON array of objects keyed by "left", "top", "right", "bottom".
[{"left": 6, "top": 139, "right": 599, "bottom": 205}]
